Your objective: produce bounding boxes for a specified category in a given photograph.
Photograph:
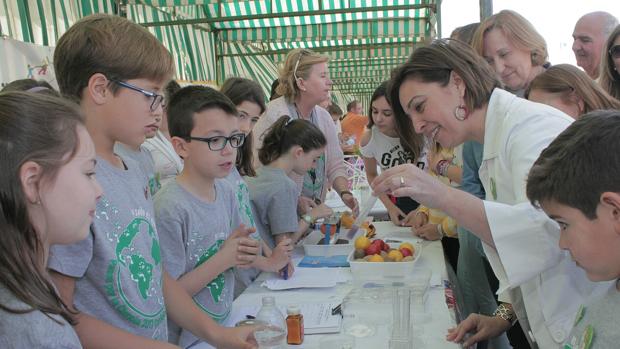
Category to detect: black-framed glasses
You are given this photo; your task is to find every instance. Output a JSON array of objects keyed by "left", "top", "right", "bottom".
[
  {"left": 610, "top": 45, "right": 620, "bottom": 59},
  {"left": 188, "top": 133, "right": 245, "bottom": 151},
  {"left": 109, "top": 79, "right": 165, "bottom": 112}
]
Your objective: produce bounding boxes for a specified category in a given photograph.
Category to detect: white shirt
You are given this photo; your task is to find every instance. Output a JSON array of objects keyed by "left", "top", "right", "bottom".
[
  {"left": 143, "top": 131, "right": 183, "bottom": 187},
  {"left": 478, "top": 89, "right": 613, "bottom": 347}
]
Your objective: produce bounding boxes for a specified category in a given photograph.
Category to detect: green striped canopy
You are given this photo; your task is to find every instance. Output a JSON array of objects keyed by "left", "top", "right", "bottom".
[{"left": 1, "top": 0, "right": 438, "bottom": 107}]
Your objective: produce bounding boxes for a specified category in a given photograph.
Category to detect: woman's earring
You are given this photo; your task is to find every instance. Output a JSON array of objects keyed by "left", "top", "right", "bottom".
[{"left": 454, "top": 105, "right": 468, "bottom": 121}]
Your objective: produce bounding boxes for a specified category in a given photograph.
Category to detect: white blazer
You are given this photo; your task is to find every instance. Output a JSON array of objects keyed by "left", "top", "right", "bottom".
[{"left": 478, "top": 89, "right": 613, "bottom": 348}]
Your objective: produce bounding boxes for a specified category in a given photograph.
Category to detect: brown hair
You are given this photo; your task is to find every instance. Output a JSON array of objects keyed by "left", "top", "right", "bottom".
[
  {"left": 1, "top": 79, "right": 60, "bottom": 97},
  {"left": 258, "top": 116, "right": 327, "bottom": 165},
  {"left": 276, "top": 48, "right": 329, "bottom": 101},
  {"left": 472, "top": 10, "right": 548, "bottom": 67},
  {"left": 389, "top": 39, "right": 501, "bottom": 161},
  {"left": 527, "top": 110, "right": 620, "bottom": 219},
  {"left": 526, "top": 64, "right": 620, "bottom": 114},
  {"left": 54, "top": 14, "right": 174, "bottom": 103},
  {"left": 0, "top": 92, "right": 84, "bottom": 325},
  {"left": 167, "top": 85, "right": 237, "bottom": 141},
  {"left": 221, "top": 77, "right": 267, "bottom": 177},
  {"left": 600, "top": 25, "right": 620, "bottom": 100},
  {"left": 450, "top": 22, "right": 480, "bottom": 45}
]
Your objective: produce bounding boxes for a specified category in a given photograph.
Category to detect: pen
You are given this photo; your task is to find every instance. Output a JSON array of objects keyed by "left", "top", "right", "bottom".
[
  {"left": 281, "top": 265, "right": 288, "bottom": 280},
  {"left": 246, "top": 314, "right": 256, "bottom": 320}
]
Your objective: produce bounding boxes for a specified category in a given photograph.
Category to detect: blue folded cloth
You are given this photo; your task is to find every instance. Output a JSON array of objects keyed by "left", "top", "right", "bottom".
[{"left": 298, "top": 255, "right": 350, "bottom": 268}]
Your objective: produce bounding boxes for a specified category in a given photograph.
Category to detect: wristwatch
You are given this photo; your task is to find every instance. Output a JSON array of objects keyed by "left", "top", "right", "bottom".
[
  {"left": 493, "top": 303, "right": 517, "bottom": 326},
  {"left": 302, "top": 214, "right": 315, "bottom": 225}
]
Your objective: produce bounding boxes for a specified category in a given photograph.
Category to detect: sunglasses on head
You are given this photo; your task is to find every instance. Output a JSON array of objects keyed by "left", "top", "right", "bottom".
[{"left": 610, "top": 45, "right": 620, "bottom": 59}]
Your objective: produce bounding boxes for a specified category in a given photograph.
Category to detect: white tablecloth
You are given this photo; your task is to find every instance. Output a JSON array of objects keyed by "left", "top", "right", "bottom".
[{"left": 193, "top": 222, "right": 461, "bottom": 349}]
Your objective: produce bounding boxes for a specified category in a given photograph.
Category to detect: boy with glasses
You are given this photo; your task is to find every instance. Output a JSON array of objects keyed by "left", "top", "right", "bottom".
[
  {"left": 154, "top": 86, "right": 260, "bottom": 348},
  {"left": 48, "top": 14, "right": 257, "bottom": 349}
]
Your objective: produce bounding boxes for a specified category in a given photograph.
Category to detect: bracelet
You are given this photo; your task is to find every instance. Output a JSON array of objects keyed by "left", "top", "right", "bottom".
[
  {"left": 436, "top": 159, "right": 450, "bottom": 177},
  {"left": 339, "top": 190, "right": 353, "bottom": 198},
  {"left": 492, "top": 303, "right": 517, "bottom": 326}
]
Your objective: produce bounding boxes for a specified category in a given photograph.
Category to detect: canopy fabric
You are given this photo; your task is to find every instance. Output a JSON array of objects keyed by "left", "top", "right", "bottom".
[{"left": 1, "top": 0, "right": 438, "bottom": 108}]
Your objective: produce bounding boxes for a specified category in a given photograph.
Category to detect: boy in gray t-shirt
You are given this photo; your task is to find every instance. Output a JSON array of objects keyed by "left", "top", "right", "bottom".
[
  {"left": 49, "top": 156, "right": 168, "bottom": 340},
  {"left": 154, "top": 179, "right": 240, "bottom": 347},
  {"left": 156, "top": 86, "right": 260, "bottom": 348},
  {"left": 115, "top": 142, "right": 161, "bottom": 196}
]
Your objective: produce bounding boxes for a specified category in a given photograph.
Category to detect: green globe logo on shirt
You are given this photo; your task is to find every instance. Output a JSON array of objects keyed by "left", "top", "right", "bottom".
[
  {"left": 194, "top": 240, "right": 230, "bottom": 322},
  {"left": 105, "top": 217, "right": 166, "bottom": 329}
]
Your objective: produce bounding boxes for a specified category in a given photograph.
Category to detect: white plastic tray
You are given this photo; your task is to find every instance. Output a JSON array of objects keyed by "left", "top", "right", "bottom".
[{"left": 348, "top": 238, "right": 422, "bottom": 280}]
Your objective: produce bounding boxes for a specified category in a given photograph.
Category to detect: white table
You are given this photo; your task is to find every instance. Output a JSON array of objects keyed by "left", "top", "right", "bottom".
[{"left": 196, "top": 222, "right": 461, "bottom": 349}]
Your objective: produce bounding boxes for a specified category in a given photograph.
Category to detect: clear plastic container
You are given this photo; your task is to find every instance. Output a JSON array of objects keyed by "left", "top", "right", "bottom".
[{"left": 254, "top": 296, "right": 286, "bottom": 349}]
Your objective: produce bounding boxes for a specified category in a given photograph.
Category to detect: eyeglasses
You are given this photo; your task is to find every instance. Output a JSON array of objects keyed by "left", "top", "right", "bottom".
[
  {"left": 109, "top": 79, "right": 165, "bottom": 112},
  {"left": 188, "top": 133, "right": 245, "bottom": 151},
  {"left": 610, "top": 45, "right": 620, "bottom": 59}
]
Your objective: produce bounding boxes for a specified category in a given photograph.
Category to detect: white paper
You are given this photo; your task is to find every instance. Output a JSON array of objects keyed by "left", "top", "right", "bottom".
[{"left": 261, "top": 268, "right": 348, "bottom": 290}]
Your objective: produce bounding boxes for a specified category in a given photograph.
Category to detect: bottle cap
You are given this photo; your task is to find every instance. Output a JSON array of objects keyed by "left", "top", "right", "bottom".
[
  {"left": 287, "top": 305, "right": 301, "bottom": 315},
  {"left": 261, "top": 296, "right": 275, "bottom": 306}
]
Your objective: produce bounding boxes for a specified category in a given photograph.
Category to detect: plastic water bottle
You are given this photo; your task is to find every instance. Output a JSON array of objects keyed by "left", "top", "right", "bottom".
[{"left": 254, "top": 296, "right": 287, "bottom": 349}]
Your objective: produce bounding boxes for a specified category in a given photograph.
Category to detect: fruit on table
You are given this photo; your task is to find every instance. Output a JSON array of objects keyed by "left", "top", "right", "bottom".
[
  {"left": 387, "top": 249, "right": 404, "bottom": 262},
  {"left": 354, "top": 236, "right": 371, "bottom": 250},
  {"left": 400, "top": 247, "right": 413, "bottom": 258},
  {"left": 402, "top": 256, "right": 414, "bottom": 262},
  {"left": 399, "top": 242, "right": 415, "bottom": 254},
  {"left": 368, "top": 254, "right": 384, "bottom": 262},
  {"left": 340, "top": 212, "right": 355, "bottom": 229},
  {"left": 353, "top": 249, "right": 366, "bottom": 259},
  {"left": 364, "top": 243, "right": 382, "bottom": 256}
]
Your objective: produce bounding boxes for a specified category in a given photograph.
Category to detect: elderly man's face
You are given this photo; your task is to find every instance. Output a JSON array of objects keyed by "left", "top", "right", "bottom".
[{"left": 572, "top": 15, "right": 607, "bottom": 79}]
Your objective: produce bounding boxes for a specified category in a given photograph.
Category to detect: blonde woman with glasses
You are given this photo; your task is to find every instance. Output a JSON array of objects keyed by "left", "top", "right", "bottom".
[{"left": 252, "top": 49, "right": 359, "bottom": 216}]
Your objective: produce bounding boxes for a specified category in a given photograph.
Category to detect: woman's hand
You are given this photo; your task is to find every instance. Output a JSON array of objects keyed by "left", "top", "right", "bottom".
[
  {"left": 446, "top": 313, "right": 512, "bottom": 347},
  {"left": 371, "top": 164, "right": 449, "bottom": 210}
]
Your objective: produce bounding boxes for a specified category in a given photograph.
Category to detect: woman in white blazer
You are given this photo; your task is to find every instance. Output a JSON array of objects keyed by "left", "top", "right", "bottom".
[{"left": 373, "top": 40, "right": 613, "bottom": 348}]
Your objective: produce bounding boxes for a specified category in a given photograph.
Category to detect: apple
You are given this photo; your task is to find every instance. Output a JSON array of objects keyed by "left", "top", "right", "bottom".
[
  {"left": 400, "top": 247, "right": 413, "bottom": 258},
  {"left": 365, "top": 243, "right": 382, "bottom": 256}
]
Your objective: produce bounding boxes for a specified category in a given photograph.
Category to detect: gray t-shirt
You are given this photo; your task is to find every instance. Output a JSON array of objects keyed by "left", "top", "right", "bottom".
[
  {"left": 0, "top": 284, "right": 82, "bottom": 348},
  {"left": 563, "top": 284, "right": 620, "bottom": 349},
  {"left": 115, "top": 143, "right": 161, "bottom": 196},
  {"left": 154, "top": 179, "right": 240, "bottom": 348},
  {"left": 245, "top": 166, "right": 299, "bottom": 249},
  {"left": 225, "top": 168, "right": 262, "bottom": 293},
  {"left": 48, "top": 156, "right": 168, "bottom": 341}
]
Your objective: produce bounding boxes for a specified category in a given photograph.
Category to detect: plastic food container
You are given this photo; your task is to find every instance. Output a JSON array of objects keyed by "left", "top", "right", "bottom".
[
  {"left": 302, "top": 230, "right": 354, "bottom": 257},
  {"left": 347, "top": 239, "right": 422, "bottom": 280}
]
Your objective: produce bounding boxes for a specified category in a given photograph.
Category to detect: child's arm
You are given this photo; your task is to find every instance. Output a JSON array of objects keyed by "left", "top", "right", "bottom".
[
  {"left": 177, "top": 225, "right": 259, "bottom": 296},
  {"left": 162, "top": 271, "right": 256, "bottom": 349},
  {"left": 49, "top": 271, "right": 179, "bottom": 349},
  {"left": 363, "top": 155, "right": 405, "bottom": 226},
  {"left": 251, "top": 238, "right": 293, "bottom": 272}
]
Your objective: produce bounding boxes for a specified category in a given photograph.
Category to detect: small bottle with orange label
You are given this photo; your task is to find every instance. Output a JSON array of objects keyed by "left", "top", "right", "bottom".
[{"left": 286, "top": 305, "right": 304, "bottom": 345}]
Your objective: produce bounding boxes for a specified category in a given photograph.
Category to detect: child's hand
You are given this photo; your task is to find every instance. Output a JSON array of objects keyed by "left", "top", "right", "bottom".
[
  {"left": 221, "top": 225, "right": 260, "bottom": 269},
  {"left": 387, "top": 206, "right": 406, "bottom": 226},
  {"left": 297, "top": 196, "right": 316, "bottom": 215},
  {"left": 279, "top": 261, "right": 295, "bottom": 279},
  {"left": 310, "top": 203, "right": 333, "bottom": 220},
  {"left": 213, "top": 325, "right": 257, "bottom": 349},
  {"left": 269, "top": 238, "right": 293, "bottom": 272},
  {"left": 413, "top": 223, "right": 442, "bottom": 241},
  {"left": 412, "top": 211, "right": 428, "bottom": 229}
]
